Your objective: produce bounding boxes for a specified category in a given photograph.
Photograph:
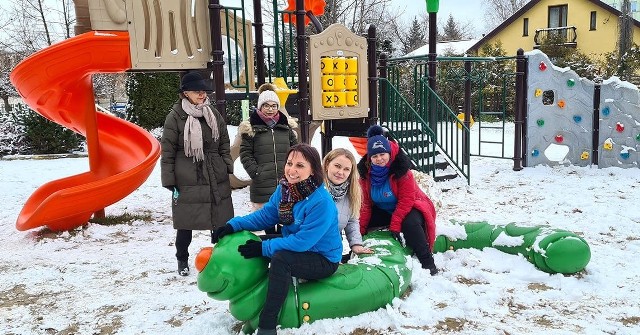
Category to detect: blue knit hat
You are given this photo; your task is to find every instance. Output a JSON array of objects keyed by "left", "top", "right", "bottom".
[{"left": 366, "top": 125, "right": 391, "bottom": 156}]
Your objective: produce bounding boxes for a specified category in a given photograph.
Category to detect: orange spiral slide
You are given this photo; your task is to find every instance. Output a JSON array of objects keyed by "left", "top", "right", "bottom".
[{"left": 10, "top": 31, "right": 160, "bottom": 231}]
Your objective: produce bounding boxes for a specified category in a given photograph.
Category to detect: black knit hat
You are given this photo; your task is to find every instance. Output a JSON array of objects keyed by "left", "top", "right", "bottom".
[{"left": 180, "top": 71, "right": 213, "bottom": 92}]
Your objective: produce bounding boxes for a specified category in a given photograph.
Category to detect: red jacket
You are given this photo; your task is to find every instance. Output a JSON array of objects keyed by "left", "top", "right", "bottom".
[{"left": 357, "top": 141, "right": 437, "bottom": 250}]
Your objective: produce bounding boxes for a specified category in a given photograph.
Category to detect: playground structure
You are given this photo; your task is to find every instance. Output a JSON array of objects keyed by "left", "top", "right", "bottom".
[
  {"left": 10, "top": 0, "right": 640, "bottom": 232},
  {"left": 195, "top": 223, "right": 590, "bottom": 332},
  {"left": 8, "top": 0, "right": 599, "bottom": 331}
]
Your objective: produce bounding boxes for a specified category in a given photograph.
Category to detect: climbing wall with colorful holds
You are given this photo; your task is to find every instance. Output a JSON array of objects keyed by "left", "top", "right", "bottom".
[
  {"left": 526, "top": 50, "right": 594, "bottom": 167},
  {"left": 598, "top": 79, "right": 640, "bottom": 168}
]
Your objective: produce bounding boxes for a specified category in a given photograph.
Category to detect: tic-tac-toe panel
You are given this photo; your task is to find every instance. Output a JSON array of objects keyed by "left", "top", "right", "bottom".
[
  {"left": 308, "top": 23, "right": 369, "bottom": 121},
  {"left": 526, "top": 51, "right": 594, "bottom": 167}
]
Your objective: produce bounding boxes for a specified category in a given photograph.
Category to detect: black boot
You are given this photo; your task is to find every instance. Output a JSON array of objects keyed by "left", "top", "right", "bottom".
[
  {"left": 255, "top": 328, "right": 277, "bottom": 335},
  {"left": 178, "top": 260, "right": 189, "bottom": 276},
  {"left": 422, "top": 256, "right": 439, "bottom": 276},
  {"left": 418, "top": 247, "right": 438, "bottom": 276}
]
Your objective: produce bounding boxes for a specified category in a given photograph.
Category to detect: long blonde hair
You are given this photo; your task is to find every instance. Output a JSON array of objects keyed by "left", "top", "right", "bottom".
[{"left": 322, "top": 148, "right": 361, "bottom": 217}]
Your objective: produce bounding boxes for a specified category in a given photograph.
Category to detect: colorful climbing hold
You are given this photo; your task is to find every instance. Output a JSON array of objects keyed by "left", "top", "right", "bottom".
[
  {"left": 636, "top": 133, "right": 640, "bottom": 142},
  {"left": 535, "top": 88, "right": 542, "bottom": 97},
  {"left": 555, "top": 134, "right": 564, "bottom": 143},
  {"left": 573, "top": 115, "right": 582, "bottom": 123},
  {"left": 616, "top": 122, "right": 624, "bottom": 132},
  {"left": 580, "top": 151, "right": 589, "bottom": 160},
  {"left": 536, "top": 119, "right": 545, "bottom": 127},
  {"left": 620, "top": 152, "right": 630, "bottom": 160},
  {"left": 532, "top": 149, "right": 539, "bottom": 157},
  {"left": 539, "top": 62, "right": 547, "bottom": 71},
  {"left": 604, "top": 138, "right": 614, "bottom": 150},
  {"left": 557, "top": 100, "right": 566, "bottom": 108},
  {"left": 602, "top": 107, "right": 610, "bottom": 116},
  {"left": 567, "top": 78, "right": 575, "bottom": 87}
]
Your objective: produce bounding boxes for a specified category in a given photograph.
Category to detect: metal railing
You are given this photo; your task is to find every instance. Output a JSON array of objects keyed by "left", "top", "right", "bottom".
[
  {"left": 378, "top": 77, "right": 470, "bottom": 182},
  {"left": 534, "top": 26, "right": 577, "bottom": 47}
]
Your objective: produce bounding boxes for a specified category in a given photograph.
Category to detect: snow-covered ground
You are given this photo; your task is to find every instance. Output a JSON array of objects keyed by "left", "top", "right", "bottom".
[{"left": 1, "top": 124, "right": 639, "bottom": 335}]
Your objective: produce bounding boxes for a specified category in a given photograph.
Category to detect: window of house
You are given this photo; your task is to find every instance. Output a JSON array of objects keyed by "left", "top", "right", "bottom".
[
  {"left": 590, "top": 11, "right": 597, "bottom": 30},
  {"left": 548, "top": 5, "right": 568, "bottom": 28},
  {"left": 632, "top": 1, "right": 638, "bottom": 12},
  {"left": 523, "top": 18, "right": 529, "bottom": 36}
]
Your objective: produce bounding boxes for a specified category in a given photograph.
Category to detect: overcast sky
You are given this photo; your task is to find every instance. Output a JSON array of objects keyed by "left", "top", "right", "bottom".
[
  {"left": 216, "top": 0, "right": 488, "bottom": 40},
  {"left": 392, "top": 0, "right": 484, "bottom": 21},
  {"left": 391, "top": 0, "right": 487, "bottom": 37}
]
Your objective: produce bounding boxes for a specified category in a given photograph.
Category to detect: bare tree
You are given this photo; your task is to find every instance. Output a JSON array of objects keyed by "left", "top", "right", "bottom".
[
  {"left": 0, "top": 0, "right": 76, "bottom": 108},
  {"left": 483, "top": 0, "right": 530, "bottom": 29}
]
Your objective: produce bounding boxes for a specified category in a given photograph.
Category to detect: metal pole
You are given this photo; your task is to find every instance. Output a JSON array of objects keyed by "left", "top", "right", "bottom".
[
  {"left": 592, "top": 84, "right": 601, "bottom": 165},
  {"left": 209, "top": 0, "right": 227, "bottom": 120},
  {"left": 367, "top": 24, "right": 378, "bottom": 126},
  {"left": 296, "top": 0, "right": 309, "bottom": 143},
  {"left": 252, "top": 0, "right": 266, "bottom": 87},
  {"left": 513, "top": 48, "right": 525, "bottom": 171},
  {"left": 463, "top": 60, "right": 471, "bottom": 165},
  {"left": 428, "top": 12, "right": 437, "bottom": 135},
  {"left": 378, "top": 53, "right": 388, "bottom": 125}
]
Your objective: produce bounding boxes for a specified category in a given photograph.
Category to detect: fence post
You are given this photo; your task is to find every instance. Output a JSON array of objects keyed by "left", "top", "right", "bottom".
[
  {"left": 592, "top": 83, "right": 601, "bottom": 165},
  {"left": 513, "top": 48, "right": 525, "bottom": 171}
]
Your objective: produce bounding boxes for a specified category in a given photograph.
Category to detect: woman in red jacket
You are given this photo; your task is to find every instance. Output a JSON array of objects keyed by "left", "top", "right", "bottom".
[{"left": 357, "top": 125, "right": 438, "bottom": 275}]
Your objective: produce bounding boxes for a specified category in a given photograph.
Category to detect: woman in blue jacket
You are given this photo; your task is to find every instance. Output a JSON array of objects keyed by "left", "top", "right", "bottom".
[{"left": 213, "top": 143, "right": 342, "bottom": 335}]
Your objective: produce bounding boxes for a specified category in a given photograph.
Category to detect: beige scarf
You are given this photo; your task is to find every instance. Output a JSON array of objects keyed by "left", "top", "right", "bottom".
[{"left": 181, "top": 97, "right": 219, "bottom": 162}]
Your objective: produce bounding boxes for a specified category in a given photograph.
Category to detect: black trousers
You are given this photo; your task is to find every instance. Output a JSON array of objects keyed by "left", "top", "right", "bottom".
[
  {"left": 258, "top": 251, "right": 339, "bottom": 330},
  {"left": 175, "top": 229, "right": 192, "bottom": 262},
  {"left": 367, "top": 206, "right": 433, "bottom": 267}
]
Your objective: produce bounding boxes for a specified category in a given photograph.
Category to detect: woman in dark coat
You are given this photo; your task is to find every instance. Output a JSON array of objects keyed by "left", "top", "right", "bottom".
[
  {"left": 161, "top": 71, "right": 234, "bottom": 276},
  {"left": 357, "top": 125, "right": 438, "bottom": 275},
  {"left": 238, "top": 88, "right": 298, "bottom": 210}
]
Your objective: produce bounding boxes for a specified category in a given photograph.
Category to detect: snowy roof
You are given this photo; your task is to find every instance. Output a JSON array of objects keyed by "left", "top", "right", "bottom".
[{"left": 404, "top": 39, "right": 479, "bottom": 57}]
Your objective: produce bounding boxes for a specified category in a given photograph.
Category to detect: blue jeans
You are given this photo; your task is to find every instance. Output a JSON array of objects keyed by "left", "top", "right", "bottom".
[{"left": 258, "top": 250, "right": 339, "bottom": 330}]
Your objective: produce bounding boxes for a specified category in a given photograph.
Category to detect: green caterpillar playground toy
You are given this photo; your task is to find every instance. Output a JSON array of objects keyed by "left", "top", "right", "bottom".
[
  {"left": 195, "top": 230, "right": 412, "bottom": 334},
  {"left": 433, "top": 221, "right": 591, "bottom": 274},
  {"left": 196, "top": 223, "right": 590, "bottom": 332}
]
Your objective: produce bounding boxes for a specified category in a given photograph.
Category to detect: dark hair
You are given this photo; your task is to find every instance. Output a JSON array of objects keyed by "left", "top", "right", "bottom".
[{"left": 286, "top": 143, "right": 324, "bottom": 185}]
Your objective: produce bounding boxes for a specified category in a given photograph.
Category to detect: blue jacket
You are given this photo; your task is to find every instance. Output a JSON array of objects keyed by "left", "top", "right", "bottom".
[{"left": 228, "top": 184, "right": 342, "bottom": 263}]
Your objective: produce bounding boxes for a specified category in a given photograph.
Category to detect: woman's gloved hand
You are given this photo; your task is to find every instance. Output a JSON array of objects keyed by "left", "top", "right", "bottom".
[
  {"left": 238, "top": 240, "right": 263, "bottom": 259},
  {"left": 211, "top": 224, "right": 234, "bottom": 243}
]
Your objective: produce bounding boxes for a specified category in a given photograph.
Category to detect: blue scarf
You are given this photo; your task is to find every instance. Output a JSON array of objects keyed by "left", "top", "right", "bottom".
[{"left": 370, "top": 164, "right": 389, "bottom": 186}]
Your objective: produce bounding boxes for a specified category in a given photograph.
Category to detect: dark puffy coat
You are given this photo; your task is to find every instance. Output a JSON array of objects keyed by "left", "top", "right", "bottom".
[
  {"left": 160, "top": 100, "right": 234, "bottom": 230},
  {"left": 238, "top": 110, "right": 298, "bottom": 203},
  {"left": 357, "top": 141, "right": 437, "bottom": 250}
]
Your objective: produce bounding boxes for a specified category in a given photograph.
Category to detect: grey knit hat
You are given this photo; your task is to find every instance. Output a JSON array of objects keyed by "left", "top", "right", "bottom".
[{"left": 257, "top": 90, "right": 280, "bottom": 110}]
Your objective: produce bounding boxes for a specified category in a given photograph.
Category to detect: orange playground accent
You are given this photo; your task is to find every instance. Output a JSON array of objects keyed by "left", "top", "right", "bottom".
[
  {"left": 282, "top": 0, "right": 326, "bottom": 26},
  {"left": 10, "top": 31, "right": 160, "bottom": 231},
  {"left": 349, "top": 137, "right": 367, "bottom": 157}
]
